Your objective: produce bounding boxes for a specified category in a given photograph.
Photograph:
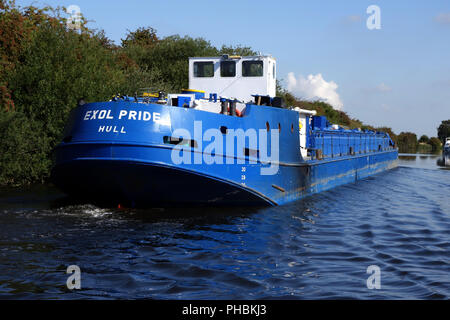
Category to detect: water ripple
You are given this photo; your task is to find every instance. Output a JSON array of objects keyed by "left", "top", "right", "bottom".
[{"left": 0, "top": 155, "right": 448, "bottom": 299}]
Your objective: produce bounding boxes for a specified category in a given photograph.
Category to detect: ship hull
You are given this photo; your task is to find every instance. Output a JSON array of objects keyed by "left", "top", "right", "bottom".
[
  {"left": 51, "top": 159, "right": 272, "bottom": 207},
  {"left": 51, "top": 101, "right": 398, "bottom": 207},
  {"left": 51, "top": 143, "right": 398, "bottom": 207}
]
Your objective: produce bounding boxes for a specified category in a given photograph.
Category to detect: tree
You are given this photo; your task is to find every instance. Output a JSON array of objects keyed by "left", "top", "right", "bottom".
[
  {"left": 219, "top": 45, "right": 257, "bottom": 56},
  {"left": 8, "top": 22, "right": 124, "bottom": 143},
  {"left": 429, "top": 137, "right": 442, "bottom": 152},
  {"left": 121, "top": 27, "right": 158, "bottom": 48},
  {"left": 418, "top": 135, "right": 429, "bottom": 144},
  {"left": 0, "top": 110, "right": 51, "bottom": 185},
  {"left": 437, "top": 120, "right": 450, "bottom": 144},
  {"left": 397, "top": 132, "right": 418, "bottom": 153},
  {"left": 276, "top": 82, "right": 297, "bottom": 107},
  {"left": 0, "top": 1, "right": 126, "bottom": 185},
  {"left": 136, "top": 35, "right": 220, "bottom": 90}
]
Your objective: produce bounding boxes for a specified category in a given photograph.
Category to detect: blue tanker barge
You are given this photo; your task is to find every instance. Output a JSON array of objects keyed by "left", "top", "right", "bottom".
[{"left": 51, "top": 55, "right": 398, "bottom": 207}]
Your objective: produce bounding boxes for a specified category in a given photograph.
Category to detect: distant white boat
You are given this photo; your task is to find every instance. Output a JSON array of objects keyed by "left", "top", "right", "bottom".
[{"left": 444, "top": 138, "right": 450, "bottom": 166}]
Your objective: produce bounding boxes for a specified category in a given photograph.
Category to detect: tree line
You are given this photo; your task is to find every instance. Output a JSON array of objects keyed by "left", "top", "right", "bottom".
[
  {"left": 277, "top": 88, "right": 447, "bottom": 154},
  {"left": 0, "top": 1, "right": 254, "bottom": 186},
  {"left": 0, "top": 1, "right": 447, "bottom": 186}
]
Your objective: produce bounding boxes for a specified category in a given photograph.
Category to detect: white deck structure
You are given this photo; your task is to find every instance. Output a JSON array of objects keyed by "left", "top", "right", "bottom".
[
  {"left": 293, "top": 107, "right": 317, "bottom": 158},
  {"left": 186, "top": 55, "right": 316, "bottom": 157},
  {"left": 188, "top": 55, "right": 277, "bottom": 102}
]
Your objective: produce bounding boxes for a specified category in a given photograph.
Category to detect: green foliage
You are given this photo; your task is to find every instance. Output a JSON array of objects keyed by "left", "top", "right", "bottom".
[
  {"left": 397, "top": 132, "right": 418, "bottom": 153},
  {"left": 121, "top": 26, "right": 158, "bottom": 48},
  {"left": 418, "top": 135, "right": 429, "bottom": 144},
  {"left": 428, "top": 137, "right": 442, "bottom": 152},
  {"left": 127, "top": 35, "right": 219, "bottom": 90},
  {"left": 0, "top": 111, "right": 51, "bottom": 185},
  {"left": 276, "top": 83, "right": 297, "bottom": 107},
  {"left": 416, "top": 136, "right": 441, "bottom": 154},
  {"left": 417, "top": 143, "right": 432, "bottom": 154},
  {"left": 119, "top": 66, "right": 174, "bottom": 97},
  {"left": 437, "top": 120, "right": 450, "bottom": 144},
  {"left": 218, "top": 45, "right": 257, "bottom": 56},
  {"left": 8, "top": 22, "right": 124, "bottom": 145},
  {"left": 278, "top": 93, "right": 365, "bottom": 130},
  {"left": 0, "top": 2, "right": 126, "bottom": 185}
]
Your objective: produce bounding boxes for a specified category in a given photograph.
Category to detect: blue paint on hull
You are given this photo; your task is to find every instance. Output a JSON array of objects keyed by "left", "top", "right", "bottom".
[{"left": 51, "top": 101, "right": 398, "bottom": 206}]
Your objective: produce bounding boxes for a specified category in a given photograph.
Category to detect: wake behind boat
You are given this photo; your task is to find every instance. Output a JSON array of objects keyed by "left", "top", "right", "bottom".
[{"left": 51, "top": 55, "right": 398, "bottom": 207}]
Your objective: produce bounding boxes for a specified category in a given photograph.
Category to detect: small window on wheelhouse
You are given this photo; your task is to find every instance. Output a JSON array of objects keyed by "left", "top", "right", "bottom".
[
  {"left": 193, "top": 62, "right": 214, "bottom": 77},
  {"left": 220, "top": 60, "right": 236, "bottom": 77},
  {"left": 242, "top": 60, "right": 263, "bottom": 77}
]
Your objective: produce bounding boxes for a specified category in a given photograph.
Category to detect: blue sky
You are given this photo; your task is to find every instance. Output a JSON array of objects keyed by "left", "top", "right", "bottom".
[{"left": 17, "top": 0, "right": 450, "bottom": 137}]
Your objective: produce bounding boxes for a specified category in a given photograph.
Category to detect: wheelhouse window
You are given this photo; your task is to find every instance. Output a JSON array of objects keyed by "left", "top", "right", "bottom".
[
  {"left": 242, "top": 60, "right": 263, "bottom": 77},
  {"left": 220, "top": 60, "right": 236, "bottom": 77},
  {"left": 193, "top": 62, "right": 214, "bottom": 77}
]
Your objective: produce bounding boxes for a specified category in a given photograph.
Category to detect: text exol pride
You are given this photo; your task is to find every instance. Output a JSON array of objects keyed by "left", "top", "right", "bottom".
[
  {"left": 83, "top": 109, "right": 162, "bottom": 135},
  {"left": 83, "top": 109, "right": 161, "bottom": 122}
]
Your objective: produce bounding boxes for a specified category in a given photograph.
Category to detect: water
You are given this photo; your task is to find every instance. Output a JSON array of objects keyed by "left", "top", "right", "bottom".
[{"left": 0, "top": 154, "right": 448, "bottom": 299}]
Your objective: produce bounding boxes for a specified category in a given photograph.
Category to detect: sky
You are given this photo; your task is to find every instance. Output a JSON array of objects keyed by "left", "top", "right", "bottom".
[{"left": 16, "top": 0, "right": 450, "bottom": 137}]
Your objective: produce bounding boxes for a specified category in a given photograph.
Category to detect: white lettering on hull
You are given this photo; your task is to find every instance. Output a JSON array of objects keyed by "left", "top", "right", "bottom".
[
  {"left": 85, "top": 109, "right": 159, "bottom": 135},
  {"left": 98, "top": 126, "right": 126, "bottom": 134},
  {"left": 84, "top": 109, "right": 160, "bottom": 122}
]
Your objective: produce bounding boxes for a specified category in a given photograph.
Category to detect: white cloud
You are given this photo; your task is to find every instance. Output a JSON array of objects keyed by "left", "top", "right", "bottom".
[
  {"left": 287, "top": 72, "right": 344, "bottom": 110},
  {"left": 434, "top": 13, "right": 450, "bottom": 24},
  {"left": 376, "top": 83, "right": 392, "bottom": 92}
]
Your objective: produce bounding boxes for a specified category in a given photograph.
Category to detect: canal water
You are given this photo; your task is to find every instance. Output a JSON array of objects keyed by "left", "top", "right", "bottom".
[{"left": 0, "top": 154, "right": 448, "bottom": 299}]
